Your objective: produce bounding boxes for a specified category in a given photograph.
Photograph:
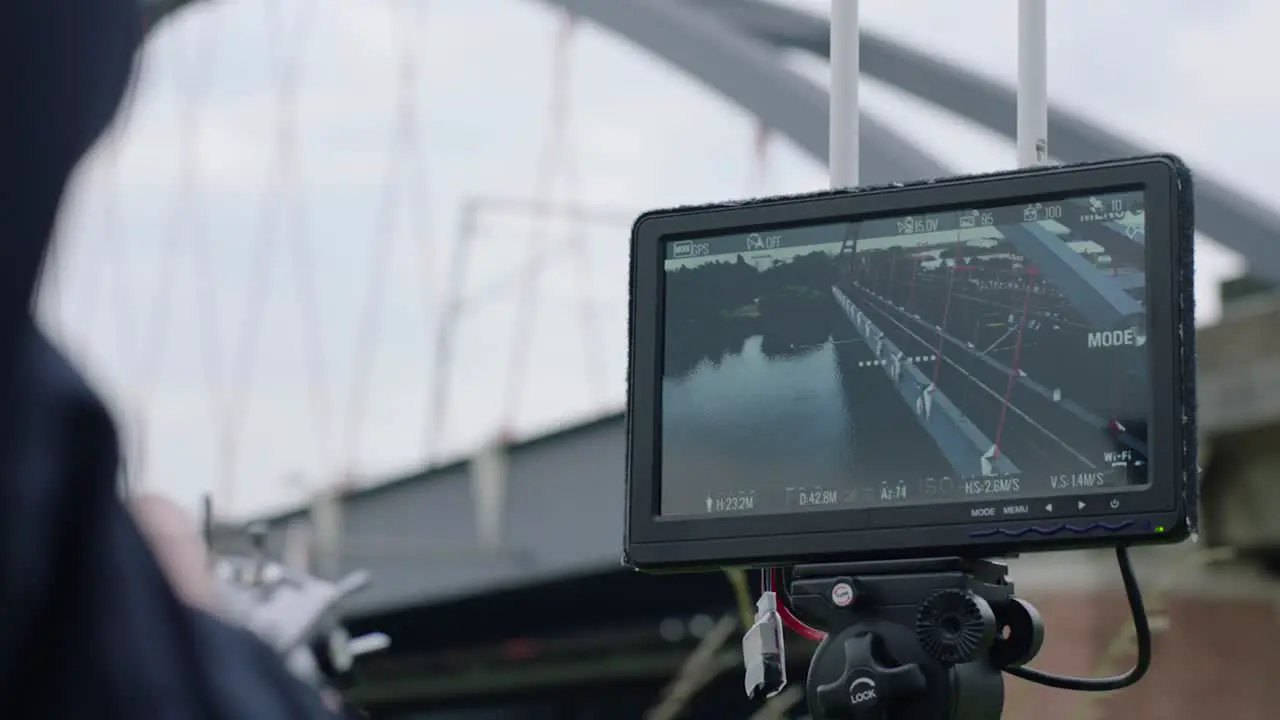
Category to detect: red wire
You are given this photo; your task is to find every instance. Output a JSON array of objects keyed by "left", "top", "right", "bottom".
[
  {"left": 930, "top": 235, "right": 965, "bottom": 385},
  {"left": 992, "top": 277, "right": 1036, "bottom": 457},
  {"left": 780, "top": 603, "right": 826, "bottom": 641},
  {"left": 769, "top": 568, "right": 826, "bottom": 641}
]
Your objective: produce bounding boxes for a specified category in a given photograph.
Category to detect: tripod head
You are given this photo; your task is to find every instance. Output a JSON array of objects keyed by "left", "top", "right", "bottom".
[{"left": 748, "top": 559, "right": 1043, "bottom": 720}]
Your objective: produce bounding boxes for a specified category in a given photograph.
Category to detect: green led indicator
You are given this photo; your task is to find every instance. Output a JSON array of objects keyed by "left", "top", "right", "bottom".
[{"left": 1154, "top": 526, "right": 1165, "bottom": 533}]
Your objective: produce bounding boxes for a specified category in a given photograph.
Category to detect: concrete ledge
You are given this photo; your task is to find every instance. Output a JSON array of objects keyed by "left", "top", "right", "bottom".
[{"left": 1200, "top": 427, "right": 1280, "bottom": 551}]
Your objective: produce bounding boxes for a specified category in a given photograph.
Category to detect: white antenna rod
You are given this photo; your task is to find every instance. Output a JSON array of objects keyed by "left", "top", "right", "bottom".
[
  {"left": 1016, "top": 0, "right": 1048, "bottom": 167},
  {"left": 830, "top": 0, "right": 860, "bottom": 187}
]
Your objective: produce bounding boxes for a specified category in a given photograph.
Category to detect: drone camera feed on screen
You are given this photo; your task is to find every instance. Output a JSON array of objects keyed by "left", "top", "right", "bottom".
[
  {"left": 662, "top": 190, "right": 1146, "bottom": 515},
  {"left": 624, "top": 157, "right": 1197, "bottom": 570}
]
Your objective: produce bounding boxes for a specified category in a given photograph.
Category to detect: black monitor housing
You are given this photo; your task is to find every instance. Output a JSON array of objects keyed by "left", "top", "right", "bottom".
[{"left": 624, "top": 155, "right": 1196, "bottom": 571}]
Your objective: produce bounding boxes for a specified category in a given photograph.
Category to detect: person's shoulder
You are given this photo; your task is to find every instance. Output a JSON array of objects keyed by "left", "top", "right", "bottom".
[{"left": 0, "top": 332, "right": 337, "bottom": 719}]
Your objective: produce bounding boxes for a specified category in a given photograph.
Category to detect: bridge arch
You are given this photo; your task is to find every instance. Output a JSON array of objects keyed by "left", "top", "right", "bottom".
[
  {"left": 542, "top": 0, "right": 949, "bottom": 184},
  {"left": 687, "top": 0, "right": 1280, "bottom": 283},
  {"left": 149, "top": 0, "right": 1280, "bottom": 280}
]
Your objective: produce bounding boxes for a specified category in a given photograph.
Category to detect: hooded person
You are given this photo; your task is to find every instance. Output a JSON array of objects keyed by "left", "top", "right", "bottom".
[{"left": 0, "top": 0, "right": 341, "bottom": 717}]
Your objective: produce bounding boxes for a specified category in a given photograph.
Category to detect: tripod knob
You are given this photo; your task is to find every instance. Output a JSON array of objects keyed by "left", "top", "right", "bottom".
[
  {"left": 916, "top": 589, "right": 996, "bottom": 665},
  {"left": 815, "top": 632, "right": 927, "bottom": 720}
]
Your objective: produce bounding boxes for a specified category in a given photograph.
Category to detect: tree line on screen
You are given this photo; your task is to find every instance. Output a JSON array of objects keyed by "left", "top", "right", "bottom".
[
  {"left": 660, "top": 241, "right": 1077, "bottom": 379},
  {"left": 665, "top": 240, "right": 1040, "bottom": 327},
  {"left": 666, "top": 251, "right": 839, "bottom": 327},
  {"left": 663, "top": 251, "right": 841, "bottom": 377}
]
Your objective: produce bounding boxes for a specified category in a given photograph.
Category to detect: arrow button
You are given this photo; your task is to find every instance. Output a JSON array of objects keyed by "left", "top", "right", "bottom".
[
  {"left": 1044, "top": 503, "right": 1053, "bottom": 512},
  {"left": 1077, "top": 500, "right": 1087, "bottom": 511}
]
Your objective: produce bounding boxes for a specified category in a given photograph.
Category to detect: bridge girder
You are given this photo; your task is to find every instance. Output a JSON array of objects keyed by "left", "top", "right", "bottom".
[{"left": 1001, "top": 222, "right": 1144, "bottom": 329}]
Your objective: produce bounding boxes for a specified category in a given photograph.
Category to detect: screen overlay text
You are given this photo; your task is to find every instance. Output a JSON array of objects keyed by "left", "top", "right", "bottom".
[{"left": 660, "top": 191, "right": 1148, "bottom": 518}]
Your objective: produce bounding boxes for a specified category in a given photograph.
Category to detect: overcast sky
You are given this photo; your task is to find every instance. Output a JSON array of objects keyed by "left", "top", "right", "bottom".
[{"left": 39, "top": 0, "right": 1271, "bottom": 517}]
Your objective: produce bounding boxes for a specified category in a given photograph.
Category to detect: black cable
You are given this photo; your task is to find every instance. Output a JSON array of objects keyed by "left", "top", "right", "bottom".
[{"left": 1004, "top": 546, "right": 1150, "bottom": 691}]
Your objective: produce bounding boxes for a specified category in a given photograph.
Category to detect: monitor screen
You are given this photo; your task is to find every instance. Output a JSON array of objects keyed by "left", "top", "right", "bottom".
[{"left": 659, "top": 190, "right": 1148, "bottom": 518}]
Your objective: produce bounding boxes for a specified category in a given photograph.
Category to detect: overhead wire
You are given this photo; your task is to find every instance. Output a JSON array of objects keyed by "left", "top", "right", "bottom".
[
  {"left": 500, "top": 9, "right": 580, "bottom": 430},
  {"left": 425, "top": 207, "right": 473, "bottom": 460},
  {"left": 550, "top": 13, "right": 607, "bottom": 410},
  {"left": 341, "top": 1, "right": 429, "bottom": 473},
  {"left": 216, "top": 0, "right": 317, "bottom": 512},
  {"left": 426, "top": 197, "right": 631, "bottom": 457},
  {"left": 400, "top": 1, "right": 437, "bottom": 465},
  {"left": 287, "top": 167, "right": 335, "bottom": 475},
  {"left": 276, "top": 4, "right": 334, "bottom": 481},
  {"left": 125, "top": 15, "right": 222, "bottom": 492},
  {"left": 183, "top": 17, "right": 231, "bottom": 510},
  {"left": 139, "top": 18, "right": 221, "bottom": 409}
]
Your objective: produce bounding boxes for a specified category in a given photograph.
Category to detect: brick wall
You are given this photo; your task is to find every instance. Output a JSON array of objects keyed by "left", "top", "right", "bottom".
[{"left": 1001, "top": 590, "right": 1280, "bottom": 720}]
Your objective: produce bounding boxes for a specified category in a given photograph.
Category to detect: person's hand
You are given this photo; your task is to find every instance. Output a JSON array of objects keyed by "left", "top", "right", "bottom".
[
  {"left": 129, "top": 493, "right": 380, "bottom": 717},
  {"left": 128, "top": 494, "right": 348, "bottom": 714},
  {"left": 127, "top": 493, "right": 218, "bottom": 612}
]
